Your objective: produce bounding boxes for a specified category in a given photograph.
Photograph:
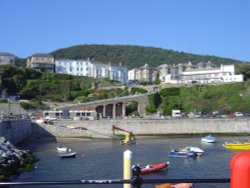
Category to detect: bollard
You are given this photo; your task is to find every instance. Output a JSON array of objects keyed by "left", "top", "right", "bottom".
[
  {"left": 230, "top": 151, "right": 250, "bottom": 188},
  {"left": 131, "top": 166, "right": 143, "bottom": 188},
  {"left": 124, "top": 150, "right": 133, "bottom": 188}
]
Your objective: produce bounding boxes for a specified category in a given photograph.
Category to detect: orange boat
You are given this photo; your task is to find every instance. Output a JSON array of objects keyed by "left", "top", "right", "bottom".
[{"left": 140, "top": 162, "right": 169, "bottom": 174}]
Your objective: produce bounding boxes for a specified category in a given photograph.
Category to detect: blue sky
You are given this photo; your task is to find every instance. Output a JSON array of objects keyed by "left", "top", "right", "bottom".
[{"left": 1, "top": 0, "right": 249, "bottom": 62}]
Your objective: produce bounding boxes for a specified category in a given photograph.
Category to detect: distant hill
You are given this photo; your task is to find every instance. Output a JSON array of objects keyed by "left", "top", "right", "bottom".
[{"left": 50, "top": 44, "right": 243, "bottom": 69}]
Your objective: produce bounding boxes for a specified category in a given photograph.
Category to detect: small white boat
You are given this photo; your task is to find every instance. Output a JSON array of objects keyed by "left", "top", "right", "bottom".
[
  {"left": 56, "top": 147, "right": 71, "bottom": 153},
  {"left": 201, "top": 134, "right": 216, "bottom": 143},
  {"left": 181, "top": 146, "right": 204, "bottom": 156},
  {"left": 58, "top": 152, "right": 77, "bottom": 158}
]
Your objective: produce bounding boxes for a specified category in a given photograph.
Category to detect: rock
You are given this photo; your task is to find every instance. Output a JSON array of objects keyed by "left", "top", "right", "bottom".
[{"left": 0, "top": 137, "right": 32, "bottom": 177}]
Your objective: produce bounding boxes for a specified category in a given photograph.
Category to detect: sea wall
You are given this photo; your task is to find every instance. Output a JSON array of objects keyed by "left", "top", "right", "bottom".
[
  {"left": 0, "top": 120, "right": 32, "bottom": 144},
  {"left": 33, "top": 118, "right": 250, "bottom": 139}
]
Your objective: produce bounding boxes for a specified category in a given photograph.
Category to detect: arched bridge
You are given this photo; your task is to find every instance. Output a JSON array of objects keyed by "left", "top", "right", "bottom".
[{"left": 59, "top": 94, "right": 150, "bottom": 118}]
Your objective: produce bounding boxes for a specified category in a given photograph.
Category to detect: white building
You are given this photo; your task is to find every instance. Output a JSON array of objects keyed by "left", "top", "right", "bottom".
[
  {"left": 128, "top": 68, "right": 137, "bottom": 83},
  {"left": 0, "top": 52, "right": 15, "bottom": 66},
  {"left": 43, "top": 109, "right": 97, "bottom": 120},
  {"left": 92, "top": 61, "right": 110, "bottom": 79},
  {"left": 179, "top": 64, "right": 243, "bottom": 84},
  {"left": 55, "top": 59, "right": 128, "bottom": 83},
  {"left": 55, "top": 59, "right": 94, "bottom": 77},
  {"left": 108, "top": 63, "right": 128, "bottom": 83}
]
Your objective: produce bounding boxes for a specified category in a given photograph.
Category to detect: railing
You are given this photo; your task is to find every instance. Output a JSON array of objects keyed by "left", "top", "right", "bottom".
[{"left": 0, "top": 178, "right": 230, "bottom": 187}]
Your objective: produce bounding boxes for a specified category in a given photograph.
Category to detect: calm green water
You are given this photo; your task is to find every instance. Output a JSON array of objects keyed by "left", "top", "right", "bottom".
[{"left": 12, "top": 136, "right": 245, "bottom": 188}]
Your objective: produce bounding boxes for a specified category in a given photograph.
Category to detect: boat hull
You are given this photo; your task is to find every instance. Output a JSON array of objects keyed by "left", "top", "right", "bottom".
[
  {"left": 169, "top": 151, "right": 197, "bottom": 158},
  {"left": 58, "top": 152, "right": 77, "bottom": 158},
  {"left": 224, "top": 142, "right": 250, "bottom": 150},
  {"left": 140, "top": 162, "right": 169, "bottom": 174}
]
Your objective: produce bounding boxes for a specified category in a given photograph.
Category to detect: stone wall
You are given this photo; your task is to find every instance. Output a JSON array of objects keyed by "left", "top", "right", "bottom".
[
  {"left": 0, "top": 120, "right": 32, "bottom": 144},
  {"left": 33, "top": 118, "right": 250, "bottom": 139}
]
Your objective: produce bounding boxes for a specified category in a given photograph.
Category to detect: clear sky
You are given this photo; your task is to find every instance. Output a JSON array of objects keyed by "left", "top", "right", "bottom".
[{"left": 1, "top": 0, "right": 249, "bottom": 62}]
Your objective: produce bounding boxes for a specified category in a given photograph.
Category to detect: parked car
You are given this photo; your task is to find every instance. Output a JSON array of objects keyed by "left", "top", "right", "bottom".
[
  {"left": 234, "top": 112, "right": 244, "bottom": 117},
  {"left": 194, "top": 113, "right": 206, "bottom": 118},
  {"left": 206, "top": 113, "right": 222, "bottom": 118},
  {"left": 243, "top": 112, "right": 250, "bottom": 117},
  {"left": 227, "top": 113, "right": 236, "bottom": 118}
]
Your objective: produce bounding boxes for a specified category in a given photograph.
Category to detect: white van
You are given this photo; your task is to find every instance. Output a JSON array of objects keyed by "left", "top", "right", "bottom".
[{"left": 172, "top": 110, "right": 182, "bottom": 118}]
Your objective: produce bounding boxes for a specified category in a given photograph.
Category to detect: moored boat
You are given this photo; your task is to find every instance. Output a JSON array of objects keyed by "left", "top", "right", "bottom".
[
  {"left": 140, "top": 162, "right": 169, "bottom": 174},
  {"left": 168, "top": 149, "right": 198, "bottom": 158},
  {"left": 181, "top": 146, "right": 204, "bottom": 156},
  {"left": 201, "top": 134, "right": 216, "bottom": 143},
  {"left": 223, "top": 141, "right": 250, "bottom": 150}
]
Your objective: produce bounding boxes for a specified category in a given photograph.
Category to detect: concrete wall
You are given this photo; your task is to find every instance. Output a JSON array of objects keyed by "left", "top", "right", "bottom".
[
  {"left": 33, "top": 118, "right": 250, "bottom": 139},
  {"left": 0, "top": 120, "right": 32, "bottom": 144}
]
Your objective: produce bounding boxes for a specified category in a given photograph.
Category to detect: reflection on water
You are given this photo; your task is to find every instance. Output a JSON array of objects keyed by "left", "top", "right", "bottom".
[{"left": 12, "top": 136, "right": 244, "bottom": 188}]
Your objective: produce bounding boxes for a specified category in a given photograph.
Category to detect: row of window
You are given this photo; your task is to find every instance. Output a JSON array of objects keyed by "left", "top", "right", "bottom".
[
  {"left": 57, "top": 61, "right": 89, "bottom": 65},
  {"left": 44, "top": 112, "right": 92, "bottom": 117},
  {"left": 34, "top": 57, "right": 53, "bottom": 61}
]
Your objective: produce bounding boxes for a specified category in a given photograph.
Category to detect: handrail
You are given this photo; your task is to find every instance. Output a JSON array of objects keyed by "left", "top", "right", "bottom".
[{"left": 0, "top": 178, "right": 230, "bottom": 186}]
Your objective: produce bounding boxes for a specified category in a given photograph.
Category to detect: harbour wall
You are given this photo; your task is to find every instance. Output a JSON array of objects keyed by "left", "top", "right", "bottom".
[
  {"left": 0, "top": 120, "right": 32, "bottom": 144},
  {"left": 33, "top": 118, "right": 250, "bottom": 139}
]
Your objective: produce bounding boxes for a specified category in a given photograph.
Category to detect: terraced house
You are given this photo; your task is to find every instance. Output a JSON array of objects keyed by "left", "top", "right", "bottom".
[
  {"left": 26, "top": 53, "right": 54, "bottom": 73},
  {"left": 0, "top": 52, "right": 15, "bottom": 66},
  {"left": 55, "top": 59, "right": 128, "bottom": 83}
]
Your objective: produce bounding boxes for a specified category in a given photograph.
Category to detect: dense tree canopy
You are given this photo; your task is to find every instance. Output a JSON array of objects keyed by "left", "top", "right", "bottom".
[
  {"left": 50, "top": 44, "right": 242, "bottom": 69},
  {"left": 0, "top": 65, "right": 122, "bottom": 102}
]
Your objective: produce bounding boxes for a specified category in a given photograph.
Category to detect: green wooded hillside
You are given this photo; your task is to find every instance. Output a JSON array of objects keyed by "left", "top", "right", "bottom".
[
  {"left": 51, "top": 44, "right": 242, "bottom": 69},
  {"left": 0, "top": 65, "right": 124, "bottom": 102}
]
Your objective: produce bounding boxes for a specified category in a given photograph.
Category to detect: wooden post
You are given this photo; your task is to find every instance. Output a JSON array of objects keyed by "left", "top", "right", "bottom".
[{"left": 123, "top": 150, "right": 132, "bottom": 188}]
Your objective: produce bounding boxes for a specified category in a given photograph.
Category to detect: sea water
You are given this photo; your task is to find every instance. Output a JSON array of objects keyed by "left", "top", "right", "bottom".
[{"left": 12, "top": 136, "right": 244, "bottom": 188}]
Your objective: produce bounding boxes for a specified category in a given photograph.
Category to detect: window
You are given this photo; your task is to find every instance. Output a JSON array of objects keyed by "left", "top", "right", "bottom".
[{"left": 55, "top": 113, "right": 61, "bottom": 117}]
